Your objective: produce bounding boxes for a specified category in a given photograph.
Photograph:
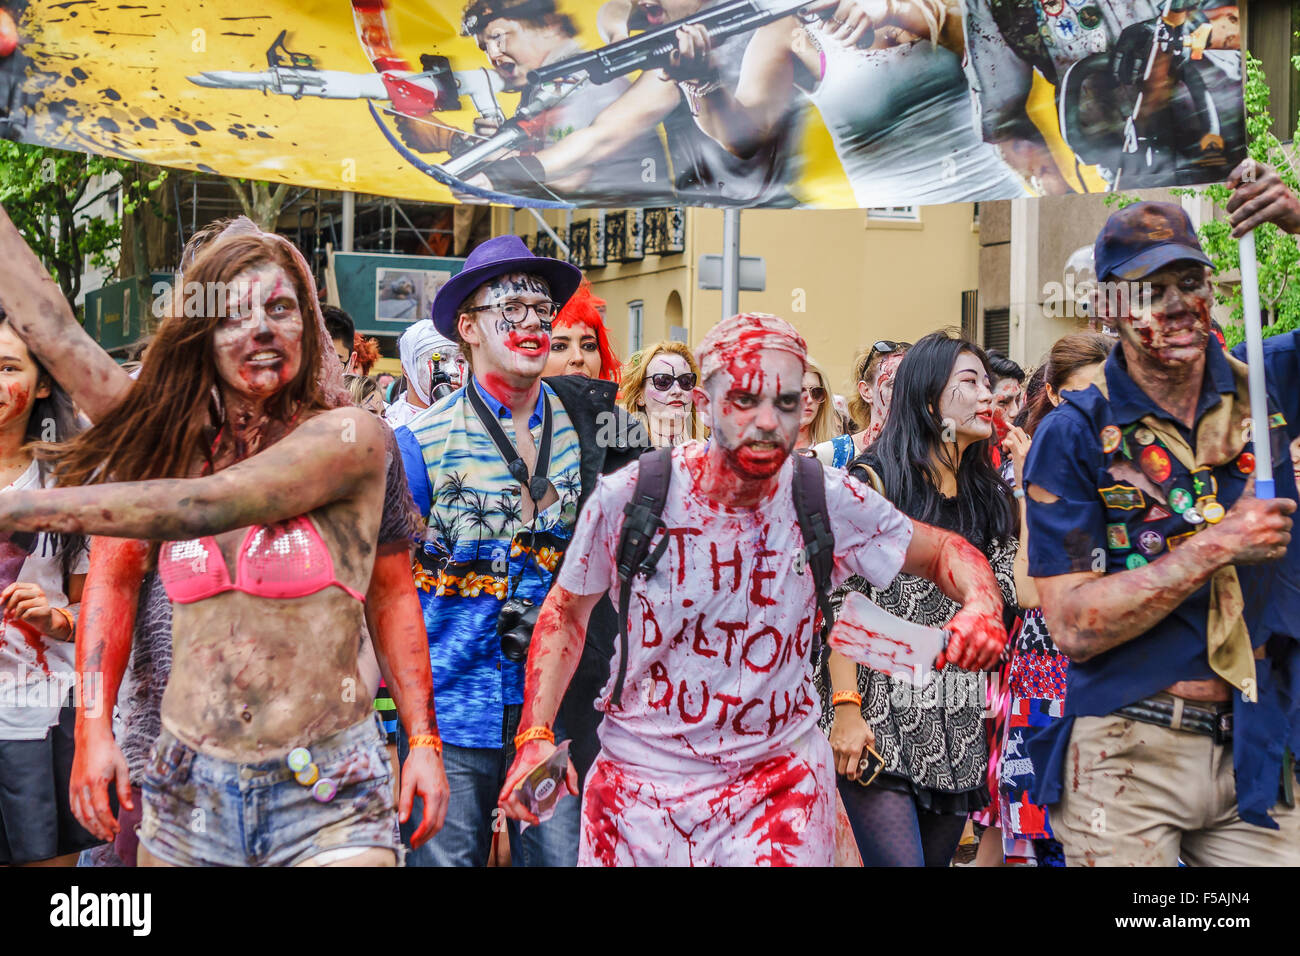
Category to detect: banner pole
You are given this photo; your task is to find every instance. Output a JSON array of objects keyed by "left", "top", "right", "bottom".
[
  {"left": 1238, "top": 229, "right": 1275, "bottom": 499},
  {"left": 341, "top": 191, "right": 355, "bottom": 253},
  {"left": 722, "top": 207, "right": 740, "bottom": 319}
]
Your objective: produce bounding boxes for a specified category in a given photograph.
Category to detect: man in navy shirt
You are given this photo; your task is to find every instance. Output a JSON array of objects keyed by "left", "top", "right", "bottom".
[{"left": 1024, "top": 175, "right": 1300, "bottom": 865}]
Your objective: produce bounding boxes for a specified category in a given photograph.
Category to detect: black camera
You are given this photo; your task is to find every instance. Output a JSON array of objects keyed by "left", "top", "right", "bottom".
[
  {"left": 429, "top": 351, "right": 456, "bottom": 403},
  {"left": 498, "top": 597, "right": 540, "bottom": 663}
]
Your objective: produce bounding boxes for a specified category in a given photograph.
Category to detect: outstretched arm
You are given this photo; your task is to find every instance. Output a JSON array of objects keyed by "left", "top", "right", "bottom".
[
  {"left": 0, "top": 408, "right": 385, "bottom": 539},
  {"left": 899, "top": 518, "right": 1007, "bottom": 669},
  {"left": 497, "top": 584, "right": 601, "bottom": 823},
  {"left": 70, "top": 537, "right": 149, "bottom": 841},
  {"left": 365, "top": 548, "right": 448, "bottom": 847},
  {"left": 0, "top": 206, "right": 133, "bottom": 422}
]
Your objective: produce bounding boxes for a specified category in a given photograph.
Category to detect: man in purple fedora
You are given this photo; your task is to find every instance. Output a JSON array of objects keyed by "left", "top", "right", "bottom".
[{"left": 392, "top": 235, "right": 648, "bottom": 866}]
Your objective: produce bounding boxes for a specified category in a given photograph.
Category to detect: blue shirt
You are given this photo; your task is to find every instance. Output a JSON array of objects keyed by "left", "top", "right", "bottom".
[
  {"left": 1232, "top": 329, "right": 1300, "bottom": 441},
  {"left": 395, "top": 378, "right": 583, "bottom": 749},
  {"left": 1023, "top": 339, "right": 1300, "bottom": 827}
]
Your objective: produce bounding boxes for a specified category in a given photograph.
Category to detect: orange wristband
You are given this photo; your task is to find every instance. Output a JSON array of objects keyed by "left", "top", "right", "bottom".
[
  {"left": 52, "top": 606, "right": 75, "bottom": 641},
  {"left": 832, "top": 691, "right": 863, "bottom": 708},
  {"left": 513, "top": 725, "right": 555, "bottom": 748},
  {"left": 408, "top": 734, "right": 443, "bottom": 755}
]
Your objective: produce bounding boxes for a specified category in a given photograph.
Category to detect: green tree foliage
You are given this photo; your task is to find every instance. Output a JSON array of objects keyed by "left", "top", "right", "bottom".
[{"left": 0, "top": 142, "right": 165, "bottom": 312}]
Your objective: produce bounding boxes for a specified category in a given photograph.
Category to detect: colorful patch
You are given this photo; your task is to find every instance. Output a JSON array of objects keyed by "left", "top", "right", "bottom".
[
  {"left": 1125, "top": 553, "right": 1148, "bottom": 569},
  {"left": 1077, "top": 3, "right": 1102, "bottom": 27},
  {"left": 1139, "top": 444, "right": 1172, "bottom": 484},
  {"left": 1106, "top": 523, "right": 1131, "bottom": 550},
  {"left": 1237, "top": 452, "right": 1256, "bottom": 474},
  {"left": 1144, "top": 504, "right": 1172, "bottom": 522},
  {"left": 1099, "top": 484, "right": 1145, "bottom": 510},
  {"left": 1137, "top": 529, "right": 1164, "bottom": 556},
  {"left": 1183, "top": 507, "right": 1205, "bottom": 526},
  {"left": 1100, "top": 424, "right": 1122, "bottom": 454},
  {"left": 1041, "top": 0, "right": 1064, "bottom": 15},
  {"left": 1169, "top": 487, "right": 1194, "bottom": 514},
  {"left": 1270, "top": 412, "right": 1287, "bottom": 429},
  {"left": 1190, "top": 467, "right": 1215, "bottom": 498},
  {"left": 1133, "top": 426, "right": 1155, "bottom": 446},
  {"left": 1201, "top": 500, "right": 1226, "bottom": 524}
]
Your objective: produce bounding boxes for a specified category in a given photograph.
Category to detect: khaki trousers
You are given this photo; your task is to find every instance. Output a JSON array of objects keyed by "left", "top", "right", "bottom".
[{"left": 1052, "top": 713, "right": 1300, "bottom": 866}]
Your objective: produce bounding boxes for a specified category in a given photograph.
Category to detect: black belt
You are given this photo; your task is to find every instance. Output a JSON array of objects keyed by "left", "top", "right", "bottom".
[{"left": 1114, "top": 694, "right": 1234, "bottom": 744}]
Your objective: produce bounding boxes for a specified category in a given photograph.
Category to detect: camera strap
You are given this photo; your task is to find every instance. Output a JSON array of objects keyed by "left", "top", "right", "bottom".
[{"left": 465, "top": 376, "right": 554, "bottom": 511}]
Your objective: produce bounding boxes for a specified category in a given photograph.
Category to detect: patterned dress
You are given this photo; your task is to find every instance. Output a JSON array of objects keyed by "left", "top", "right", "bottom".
[{"left": 818, "top": 496, "right": 1017, "bottom": 813}]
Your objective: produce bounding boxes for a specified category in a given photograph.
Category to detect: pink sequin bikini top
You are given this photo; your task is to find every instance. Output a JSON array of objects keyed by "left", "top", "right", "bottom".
[{"left": 157, "top": 516, "right": 366, "bottom": 605}]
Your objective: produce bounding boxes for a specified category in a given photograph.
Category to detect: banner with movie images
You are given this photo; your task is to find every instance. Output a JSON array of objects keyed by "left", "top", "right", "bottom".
[{"left": 0, "top": 0, "right": 1245, "bottom": 209}]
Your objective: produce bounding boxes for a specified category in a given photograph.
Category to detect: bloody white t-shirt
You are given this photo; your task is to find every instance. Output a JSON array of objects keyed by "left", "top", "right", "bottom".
[
  {"left": 0, "top": 462, "right": 89, "bottom": 740},
  {"left": 559, "top": 442, "right": 912, "bottom": 773}
]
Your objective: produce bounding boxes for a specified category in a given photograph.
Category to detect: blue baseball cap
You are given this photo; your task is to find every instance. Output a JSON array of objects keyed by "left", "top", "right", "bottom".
[{"left": 1093, "top": 201, "right": 1213, "bottom": 282}]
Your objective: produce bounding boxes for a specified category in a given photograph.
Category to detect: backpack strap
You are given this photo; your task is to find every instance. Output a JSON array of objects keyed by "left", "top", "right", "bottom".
[
  {"left": 791, "top": 453, "right": 836, "bottom": 666},
  {"left": 612, "top": 447, "right": 674, "bottom": 707}
]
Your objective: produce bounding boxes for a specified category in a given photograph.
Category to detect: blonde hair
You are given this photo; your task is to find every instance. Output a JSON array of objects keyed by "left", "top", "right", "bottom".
[
  {"left": 803, "top": 357, "right": 838, "bottom": 446},
  {"left": 619, "top": 341, "right": 703, "bottom": 441}
]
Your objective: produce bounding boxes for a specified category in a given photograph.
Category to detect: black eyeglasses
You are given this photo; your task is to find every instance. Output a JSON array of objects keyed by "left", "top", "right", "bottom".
[
  {"left": 465, "top": 299, "right": 557, "bottom": 323},
  {"left": 648, "top": 372, "right": 697, "bottom": 392}
]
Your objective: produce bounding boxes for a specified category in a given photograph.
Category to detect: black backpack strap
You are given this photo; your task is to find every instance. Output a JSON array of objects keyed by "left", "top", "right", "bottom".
[
  {"left": 791, "top": 453, "right": 836, "bottom": 666},
  {"left": 611, "top": 447, "right": 673, "bottom": 707}
]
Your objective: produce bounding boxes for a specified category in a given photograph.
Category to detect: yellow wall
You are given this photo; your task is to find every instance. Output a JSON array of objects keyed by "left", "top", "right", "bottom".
[{"left": 494, "top": 202, "right": 981, "bottom": 400}]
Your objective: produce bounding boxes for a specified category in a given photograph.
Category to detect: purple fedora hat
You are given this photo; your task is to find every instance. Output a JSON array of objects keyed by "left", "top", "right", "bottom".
[{"left": 431, "top": 234, "right": 582, "bottom": 339}]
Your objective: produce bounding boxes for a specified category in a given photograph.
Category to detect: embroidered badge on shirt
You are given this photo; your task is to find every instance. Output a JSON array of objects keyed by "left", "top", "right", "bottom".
[
  {"left": 1140, "top": 444, "right": 1172, "bottom": 484},
  {"left": 1099, "top": 484, "right": 1145, "bottom": 510},
  {"left": 1106, "top": 523, "right": 1131, "bottom": 550},
  {"left": 1101, "top": 425, "right": 1122, "bottom": 454}
]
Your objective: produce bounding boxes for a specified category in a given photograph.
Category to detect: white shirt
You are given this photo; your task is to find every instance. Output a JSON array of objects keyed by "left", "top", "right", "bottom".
[
  {"left": 0, "top": 462, "right": 89, "bottom": 739},
  {"left": 558, "top": 442, "right": 912, "bottom": 773}
]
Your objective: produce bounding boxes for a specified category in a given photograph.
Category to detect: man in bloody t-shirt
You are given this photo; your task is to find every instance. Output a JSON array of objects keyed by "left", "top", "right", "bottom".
[{"left": 497, "top": 313, "right": 1009, "bottom": 865}]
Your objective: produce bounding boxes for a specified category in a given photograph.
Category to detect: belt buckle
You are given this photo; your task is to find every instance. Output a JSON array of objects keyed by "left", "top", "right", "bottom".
[{"left": 1214, "top": 710, "right": 1233, "bottom": 745}]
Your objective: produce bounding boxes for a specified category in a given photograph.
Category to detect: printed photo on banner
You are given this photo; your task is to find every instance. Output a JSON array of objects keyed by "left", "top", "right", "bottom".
[{"left": 0, "top": 0, "right": 1245, "bottom": 208}]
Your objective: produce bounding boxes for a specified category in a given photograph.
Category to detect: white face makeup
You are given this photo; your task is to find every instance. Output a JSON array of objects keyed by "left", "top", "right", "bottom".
[
  {"left": 696, "top": 350, "right": 803, "bottom": 480},
  {"left": 799, "top": 370, "right": 823, "bottom": 427},
  {"left": 212, "top": 261, "right": 305, "bottom": 402},
  {"left": 545, "top": 322, "right": 601, "bottom": 378},
  {"left": 936, "top": 350, "right": 994, "bottom": 444},
  {"left": 640, "top": 353, "right": 695, "bottom": 422},
  {"left": 992, "top": 377, "right": 1024, "bottom": 429},
  {"left": 459, "top": 271, "right": 553, "bottom": 386}
]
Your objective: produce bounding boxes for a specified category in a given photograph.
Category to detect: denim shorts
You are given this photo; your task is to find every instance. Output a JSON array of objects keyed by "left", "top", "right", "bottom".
[{"left": 138, "top": 712, "right": 401, "bottom": 867}]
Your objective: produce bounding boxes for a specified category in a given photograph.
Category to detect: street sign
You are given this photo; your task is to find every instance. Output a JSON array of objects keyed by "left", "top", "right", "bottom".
[{"left": 698, "top": 254, "right": 765, "bottom": 292}]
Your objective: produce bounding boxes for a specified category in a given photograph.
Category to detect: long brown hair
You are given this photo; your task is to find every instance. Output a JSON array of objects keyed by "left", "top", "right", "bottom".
[
  {"left": 53, "top": 234, "right": 329, "bottom": 485},
  {"left": 1024, "top": 332, "right": 1113, "bottom": 437}
]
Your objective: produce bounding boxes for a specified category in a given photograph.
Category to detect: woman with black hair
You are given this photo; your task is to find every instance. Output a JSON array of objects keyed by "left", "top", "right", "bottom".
[
  {"left": 818, "top": 331, "right": 1020, "bottom": 867},
  {"left": 0, "top": 319, "right": 91, "bottom": 866}
]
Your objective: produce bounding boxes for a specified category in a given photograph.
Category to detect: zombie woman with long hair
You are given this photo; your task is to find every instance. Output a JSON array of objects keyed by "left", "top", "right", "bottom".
[
  {"left": 818, "top": 331, "right": 1019, "bottom": 866},
  {"left": 0, "top": 317, "right": 91, "bottom": 866},
  {"left": 618, "top": 341, "right": 703, "bottom": 448},
  {"left": 0, "top": 212, "right": 447, "bottom": 866}
]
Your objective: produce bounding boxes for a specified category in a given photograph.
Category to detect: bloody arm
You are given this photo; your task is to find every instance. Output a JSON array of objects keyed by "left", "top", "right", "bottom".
[
  {"left": 496, "top": 584, "right": 602, "bottom": 823},
  {"left": 69, "top": 537, "right": 149, "bottom": 840},
  {"left": 898, "top": 518, "right": 1007, "bottom": 669},
  {"left": 365, "top": 546, "right": 448, "bottom": 846},
  {"left": 0, "top": 408, "right": 384, "bottom": 539},
  {"left": 0, "top": 206, "right": 132, "bottom": 422}
]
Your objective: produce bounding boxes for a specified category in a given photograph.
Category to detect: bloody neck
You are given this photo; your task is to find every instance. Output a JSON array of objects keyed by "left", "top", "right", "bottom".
[
  {"left": 219, "top": 387, "right": 274, "bottom": 461},
  {"left": 1121, "top": 341, "right": 1204, "bottom": 429},
  {"left": 694, "top": 442, "right": 780, "bottom": 509},
  {"left": 477, "top": 371, "right": 541, "bottom": 421}
]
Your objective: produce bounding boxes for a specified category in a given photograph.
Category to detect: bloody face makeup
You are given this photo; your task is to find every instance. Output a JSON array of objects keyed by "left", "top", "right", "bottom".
[
  {"left": 460, "top": 272, "right": 552, "bottom": 388},
  {"left": 869, "top": 351, "right": 903, "bottom": 429},
  {"left": 212, "top": 261, "right": 305, "bottom": 402},
  {"left": 545, "top": 322, "right": 601, "bottom": 378},
  {"left": 936, "top": 350, "right": 994, "bottom": 444},
  {"left": 641, "top": 353, "right": 694, "bottom": 423},
  {"left": 991, "top": 376, "right": 1024, "bottom": 440},
  {"left": 1108, "top": 262, "right": 1213, "bottom": 370},
  {"left": 698, "top": 350, "right": 803, "bottom": 480},
  {"left": 0, "top": 325, "right": 47, "bottom": 435}
]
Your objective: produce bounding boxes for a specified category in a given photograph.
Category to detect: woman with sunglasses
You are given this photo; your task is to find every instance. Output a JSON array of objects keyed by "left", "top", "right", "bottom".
[
  {"left": 814, "top": 340, "right": 910, "bottom": 467},
  {"left": 618, "top": 342, "right": 703, "bottom": 449},
  {"left": 796, "top": 359, "right": 838, "bottom": 452}
]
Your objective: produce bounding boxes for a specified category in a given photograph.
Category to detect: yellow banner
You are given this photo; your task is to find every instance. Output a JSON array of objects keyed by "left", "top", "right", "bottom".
[{"left": 0, "top": 0, "right": 1245, "bottom": 208}]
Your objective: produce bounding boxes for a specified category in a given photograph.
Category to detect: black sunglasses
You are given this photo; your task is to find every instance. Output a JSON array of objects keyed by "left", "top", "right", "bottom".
[
  {"left": 862, "top": 340, "right": 911, "bottom": 378},
  {"left": 649, "top": 372, "right": 697, "bottom": 392}
]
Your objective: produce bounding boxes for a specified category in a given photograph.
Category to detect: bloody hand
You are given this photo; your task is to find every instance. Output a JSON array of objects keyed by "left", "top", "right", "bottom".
[
  {"left": 497, "top": 739, "right": 578, "bottom": 826},
  {"left": 939, "top": 599, "right": 1007, "bottom": 671},
  {"left": 69, "top": 729, "right": 133, "bottom": 842},
  {"left": 1226, "top": 160, "right": 1300, "bottom": 237},
  {"left": 398, "top": 746, "right": 448, "bottom": 849}
]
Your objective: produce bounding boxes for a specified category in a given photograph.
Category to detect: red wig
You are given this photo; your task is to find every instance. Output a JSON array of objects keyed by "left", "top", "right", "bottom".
[
  {"left": 352, "top": 332, "right": 381, "bottom": 376},
  {"left": 554, "top": 280, "right": 620, "bottom": 383}
]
